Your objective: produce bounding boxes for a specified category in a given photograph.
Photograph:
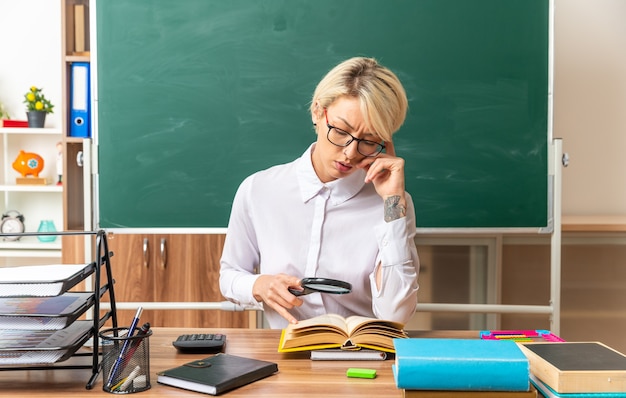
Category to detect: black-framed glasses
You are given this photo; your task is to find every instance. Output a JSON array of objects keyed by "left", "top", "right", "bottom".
[{"left": 324, "top": 108, "right": 385, "bottom": 157}]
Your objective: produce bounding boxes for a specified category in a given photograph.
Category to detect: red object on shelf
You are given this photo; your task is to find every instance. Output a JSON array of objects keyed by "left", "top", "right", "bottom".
[{"left": 2, "top": 120, "right": 29, "bottom": 128}]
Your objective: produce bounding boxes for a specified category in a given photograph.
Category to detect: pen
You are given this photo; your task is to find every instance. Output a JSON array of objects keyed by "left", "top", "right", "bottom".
[
  {"left": 106, "top": 307, "right": 143, "bottom": 387},
  {"left": 121, "top": 322, "right": 151, "bottom": 368}
]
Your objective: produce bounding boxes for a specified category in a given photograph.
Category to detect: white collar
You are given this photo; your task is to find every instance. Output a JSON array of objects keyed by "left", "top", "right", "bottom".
[{"left": 296, "top": 144, "right": 366, "bottom": 205}]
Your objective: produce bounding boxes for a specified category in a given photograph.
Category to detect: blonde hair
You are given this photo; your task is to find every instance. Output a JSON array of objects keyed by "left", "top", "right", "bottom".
[{"left": 310, "top": 57, "right": 408, "bottom": 143}]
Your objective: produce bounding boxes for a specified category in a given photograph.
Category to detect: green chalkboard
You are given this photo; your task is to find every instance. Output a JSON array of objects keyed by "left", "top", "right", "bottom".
[{"left": 95, "top": 0, "right": 549, "bottom": 229}]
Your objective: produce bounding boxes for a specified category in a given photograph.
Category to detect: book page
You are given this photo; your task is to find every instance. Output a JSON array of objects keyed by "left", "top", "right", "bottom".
[
  {"left": 280, "top": 314, "right": 351, "bottom": 351},
  {"left": 288, "top": 313, "right": 349, "bottom": 332},
  {"left": 344, "top": 315, "right": 404, "bottom": 335}
]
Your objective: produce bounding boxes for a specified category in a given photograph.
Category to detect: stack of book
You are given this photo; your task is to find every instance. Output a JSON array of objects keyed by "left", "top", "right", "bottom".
[
  {"left": 392, "top": 338, "right": 538, "bottom": 397},
  {"left": 277, "top": 314, "right": 405, "bottom": 362},
  {"left": 518, "top": 341, "right": 626, "bottom": 398}
]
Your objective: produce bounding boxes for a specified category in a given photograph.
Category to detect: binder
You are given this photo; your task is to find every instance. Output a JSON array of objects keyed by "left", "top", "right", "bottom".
[
  {"left": 74, "top": 4, "right": 86, "bottom": 53},
  {"left": 70, "top": 62, "right": 90, "bottom": 137}
]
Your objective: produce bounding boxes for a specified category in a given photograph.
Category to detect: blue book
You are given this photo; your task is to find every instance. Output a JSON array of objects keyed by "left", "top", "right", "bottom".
[
  {"left": 393, "top": 338, "right": 529, "bottom": 391},
  {"left": 530, "top": 374, "right": 626, "bottom": 398}
]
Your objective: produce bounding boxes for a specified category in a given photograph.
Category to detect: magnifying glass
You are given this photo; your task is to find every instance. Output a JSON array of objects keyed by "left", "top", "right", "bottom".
[{"left": 288, "top": 277, "right": 352, "bottom": 296}]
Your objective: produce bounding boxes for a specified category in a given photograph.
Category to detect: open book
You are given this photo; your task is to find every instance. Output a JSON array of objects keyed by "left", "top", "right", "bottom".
[{"left": 278, "top": 313, "right": 407, "bottom": 353}]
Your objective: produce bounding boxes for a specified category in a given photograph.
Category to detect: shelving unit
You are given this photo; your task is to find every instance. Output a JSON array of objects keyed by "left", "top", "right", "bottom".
[
  {"left": 61, "top": 0, "right": 93, "bottom": 265},
  {"left": 0, "top": 229, "right": 117, "bottom": 390},
  {"left": 0, "top": 127, "right": 63, "bottom": 263}
]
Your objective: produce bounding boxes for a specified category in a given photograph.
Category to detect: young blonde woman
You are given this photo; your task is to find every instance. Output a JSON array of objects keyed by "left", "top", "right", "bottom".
[{"left": 220, "top": 57, "right": 419, "bottom": 329}]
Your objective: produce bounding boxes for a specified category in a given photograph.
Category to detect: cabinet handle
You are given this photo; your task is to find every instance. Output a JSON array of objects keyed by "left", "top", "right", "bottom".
[
  {"left": 143, "top": 238, "right": 150, "bottom": 268},
  {"left": 160, "top": 238, "right": 167, "bottom": 269}
]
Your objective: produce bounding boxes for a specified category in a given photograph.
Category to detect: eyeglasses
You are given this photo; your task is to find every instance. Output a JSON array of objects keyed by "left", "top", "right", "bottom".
[{"left": 324, "top": 108, "right": 385, "bottom": 157}]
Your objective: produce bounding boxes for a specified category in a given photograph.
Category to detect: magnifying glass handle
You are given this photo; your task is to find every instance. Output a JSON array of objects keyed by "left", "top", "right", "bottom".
[
  {"left": 288, "top": 287, "right": 310, "bottom": 296},
  {"left": 288, "top": 287, "right": 303, "bottom": 296}
]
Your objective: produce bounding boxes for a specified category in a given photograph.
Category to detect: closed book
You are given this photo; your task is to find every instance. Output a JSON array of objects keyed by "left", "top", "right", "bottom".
[
  {"left": 519, "top": 342, "right": 626, "bottom": 393},
  {"left": 157, "top": 353, "right": 278, "bottom": 395},
  {"left": 530, "top": 373, "right": 626, "bottom": 398},
  {"left": 402, "top": 384, "right": 538, "bottom": 398},
  {"left": 2, "top": 120, "right": 28, "bottom": 127},
  {"left": 393, "top": 338, "right": 529, "bottom": 391}
]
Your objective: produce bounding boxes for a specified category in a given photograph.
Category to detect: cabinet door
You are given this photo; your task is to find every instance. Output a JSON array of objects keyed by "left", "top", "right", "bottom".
[
  {"left": 104, "top": 233, "right": 156, "bottom": 325},
  {"left": 104, "top": 233, "right": 249, "bottom": 328},
  {"left": 152, "top": 234, "right": 249, "bottom": 328}
]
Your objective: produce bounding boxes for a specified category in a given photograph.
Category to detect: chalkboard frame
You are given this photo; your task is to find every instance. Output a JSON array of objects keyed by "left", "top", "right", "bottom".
[{"left": 94, "top": 0, "right": 552, "bottom": 232}]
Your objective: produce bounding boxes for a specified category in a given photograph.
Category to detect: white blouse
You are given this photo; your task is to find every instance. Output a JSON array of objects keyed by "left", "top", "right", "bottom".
[{"left": 219, "top": 144, "right": 419, "bottom": 329}]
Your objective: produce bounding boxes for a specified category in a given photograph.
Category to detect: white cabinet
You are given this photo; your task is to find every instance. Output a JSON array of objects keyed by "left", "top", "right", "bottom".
[{"left": 0, "top": 127, "right": 63, "bottom": 263}]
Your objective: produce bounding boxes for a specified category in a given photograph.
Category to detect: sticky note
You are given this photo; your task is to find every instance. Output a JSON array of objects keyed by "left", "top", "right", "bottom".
[{"left": 346, "top": 368, "right": 376, "bottom": 379}]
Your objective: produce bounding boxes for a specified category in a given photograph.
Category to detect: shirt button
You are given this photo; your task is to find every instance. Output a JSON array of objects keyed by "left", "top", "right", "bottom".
[{"left": 382, "top": 239, "right": 389, "bottom": 246}]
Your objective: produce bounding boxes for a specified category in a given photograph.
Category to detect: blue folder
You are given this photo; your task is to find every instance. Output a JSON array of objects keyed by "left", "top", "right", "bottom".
[{"left": 70, "top": 62, "right": 90, "bottom": 138}]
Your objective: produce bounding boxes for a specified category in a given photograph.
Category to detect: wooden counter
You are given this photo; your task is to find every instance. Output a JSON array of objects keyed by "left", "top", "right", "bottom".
[
  {"left": 562, "top": 215, "right": 626, "bottom": 232},
  {"left": 0, "top": 328, "right": 475, "bottom": 397}
]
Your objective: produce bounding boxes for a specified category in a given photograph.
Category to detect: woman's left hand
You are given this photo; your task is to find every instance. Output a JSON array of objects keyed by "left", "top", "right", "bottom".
[{"left": 358, "top": 154, "right": 406, "bottom": 200}]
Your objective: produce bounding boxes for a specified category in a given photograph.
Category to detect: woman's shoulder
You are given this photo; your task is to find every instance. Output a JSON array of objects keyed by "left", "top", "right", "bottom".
[
  {"left": 238, "top": 158, "right": 298, "bottom": 190},
  {"left": 255, "top": 158, "right": 297, "bottom": 179}
]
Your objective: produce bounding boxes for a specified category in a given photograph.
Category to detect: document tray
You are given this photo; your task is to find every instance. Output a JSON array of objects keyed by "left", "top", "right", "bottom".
[
  {"left": 0, "top": 292, "right": 95, "bottom": 330},
  {"left": 0, "top": 320, "right": 94, "bottom": 365},
  {"left": 0, "top": 264, "right": 96, "bottom": 297}
]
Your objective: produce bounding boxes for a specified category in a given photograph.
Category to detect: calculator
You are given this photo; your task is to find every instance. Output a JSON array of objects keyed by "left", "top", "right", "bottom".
[{"left": 172, "top": 333, "right": 226, "bottom": 354}]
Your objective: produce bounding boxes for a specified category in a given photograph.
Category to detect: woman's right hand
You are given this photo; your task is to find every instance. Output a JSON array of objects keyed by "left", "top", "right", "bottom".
[{"left": 252, "top": 273, "right": 303, "bottom": 324}]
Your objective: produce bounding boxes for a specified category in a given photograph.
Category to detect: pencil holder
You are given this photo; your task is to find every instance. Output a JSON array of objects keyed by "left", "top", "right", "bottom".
[{"left": 100, "top": 327, "right": 152, "bottom": 394}]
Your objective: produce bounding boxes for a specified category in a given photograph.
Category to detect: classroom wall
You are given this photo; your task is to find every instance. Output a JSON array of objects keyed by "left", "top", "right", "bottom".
[
  {"left": 1, "top": 0, "right": 624, "bottom": 217},
  {"left": 554, "top": 0, "right": 626, "bottom": 215},
  {"left": 0, "top": 0, "right": 62, "bottom": 128}
]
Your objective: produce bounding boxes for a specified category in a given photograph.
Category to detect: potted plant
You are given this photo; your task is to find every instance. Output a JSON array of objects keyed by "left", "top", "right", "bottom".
[
  {"left": 23, "top": 86, "right": 54, "bottom": 128},
  {"left": 0, "top": 102, "right": 9, "bottom": 121}
]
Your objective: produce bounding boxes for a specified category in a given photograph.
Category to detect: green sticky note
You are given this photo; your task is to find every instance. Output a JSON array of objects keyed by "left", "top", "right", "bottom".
[{"left": 346, "top": 368, "right": 376, "bottom": 379}]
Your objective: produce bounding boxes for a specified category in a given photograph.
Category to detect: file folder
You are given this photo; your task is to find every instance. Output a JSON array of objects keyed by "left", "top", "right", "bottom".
[
  {"left": 74, "top": 4, "right": 87, "bottom": 53},
  {"left": 70, "top": 62, "right": 90, "bottom": 137}
]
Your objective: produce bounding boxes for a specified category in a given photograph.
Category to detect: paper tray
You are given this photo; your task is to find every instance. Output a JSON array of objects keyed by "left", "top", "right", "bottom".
[
  {"left": 0, "top": 263, "right": 96, "bottom": 297},
  {"left": 0, "top": 320, "right": 94, "bottom": 365},
  {"left": 0, "top": 292, "right": 95, "bottom": 330}
]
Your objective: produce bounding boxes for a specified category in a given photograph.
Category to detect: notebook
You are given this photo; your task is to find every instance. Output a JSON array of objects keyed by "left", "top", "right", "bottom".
[{"left": 157, "top": 353, "right": 278, "bottom": 395}]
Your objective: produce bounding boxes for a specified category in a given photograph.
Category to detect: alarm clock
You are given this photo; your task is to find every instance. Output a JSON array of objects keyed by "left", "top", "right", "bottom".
[{"left": 1, "top": 210, "right": 25, "bottom": 241}]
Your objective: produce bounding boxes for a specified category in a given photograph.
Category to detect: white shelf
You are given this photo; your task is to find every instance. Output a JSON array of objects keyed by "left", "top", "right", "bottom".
[
  {"left": 0, "top": 127, "right": 62, "bottom": 135},
  {"left": 0, "top": 236, "right": 62, "bottom": 249},
  {"left": 0, "top": 184, "right": 62, "bottom": 193},
  {"left": 0, "top": 236, "right": 62, "bottom": 258}
]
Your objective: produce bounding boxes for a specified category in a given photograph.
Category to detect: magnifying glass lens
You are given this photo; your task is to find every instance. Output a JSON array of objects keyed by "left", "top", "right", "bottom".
[
  {"left": 306, "top": 283, "right": 350, "bottom": 294},
  {"left": 289, "top": 277, "right": 352, "bottom": 296}
]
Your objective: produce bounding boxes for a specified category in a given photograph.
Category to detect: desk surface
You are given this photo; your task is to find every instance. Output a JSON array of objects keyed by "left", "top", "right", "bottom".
[
  {"left": 0, "top": 328, "right": 475, "bottom": 397},
  {"left": 562, "top": 215, "right": 626, "bottom": 232}
]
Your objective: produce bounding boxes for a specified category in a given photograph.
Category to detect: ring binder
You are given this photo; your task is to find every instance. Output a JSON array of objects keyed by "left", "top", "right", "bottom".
[{"left": 70, "top": 62, "right": 90, "bottom": 138}]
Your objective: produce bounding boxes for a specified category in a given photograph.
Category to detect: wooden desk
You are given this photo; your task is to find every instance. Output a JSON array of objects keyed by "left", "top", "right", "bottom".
[{"left": 0, "top": 328, "right": 474, "bottom": 397}]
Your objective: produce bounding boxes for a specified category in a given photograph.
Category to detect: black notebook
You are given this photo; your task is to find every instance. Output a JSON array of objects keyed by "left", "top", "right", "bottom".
[{"left": 157, "top": 353, "right": 278, "bottom": 395}]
